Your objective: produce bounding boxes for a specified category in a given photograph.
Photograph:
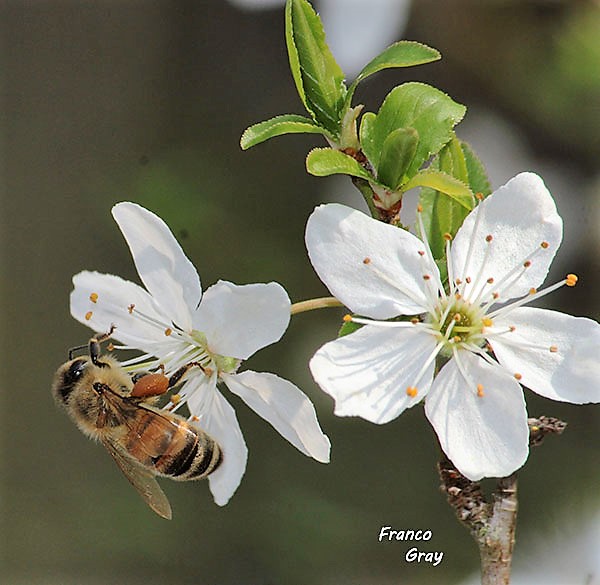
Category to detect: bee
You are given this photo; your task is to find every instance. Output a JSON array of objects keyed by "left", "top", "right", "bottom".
[{"left": 51, "top": 328, "right": 222, "bottom": 519}]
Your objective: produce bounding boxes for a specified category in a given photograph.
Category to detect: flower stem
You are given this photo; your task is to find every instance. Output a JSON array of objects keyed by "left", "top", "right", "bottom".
[{"left": 290, "top": 297, "right": 344, "bottom": 315}]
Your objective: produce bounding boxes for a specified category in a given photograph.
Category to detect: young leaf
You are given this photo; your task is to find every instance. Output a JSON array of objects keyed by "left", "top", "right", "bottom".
[
  {"left": 418, "top": 140, "right": 483, "bottom": 260},
  {"left": 461, "top": 141, "right": 492, "bottom": 197},
  {"left": 405, "top": 170, "right": 473, "bottom": 209},
  {"left": 361, "top": 83, "right": 466, "bottom": 179},
  {"left": 306, "top": 148, "right": 372, "bottom": 181},
  {"left": 345, "top": 41, "right": 441, "bottom": 107},
  {"left": 285, "top": 0, "right": 347, "bottom": 136},
  {"left": 377, "top": 127, "right": 419, "bottom": 190},
  {"left": 240, "top": 115, "right": 331, "bottom": 150}
]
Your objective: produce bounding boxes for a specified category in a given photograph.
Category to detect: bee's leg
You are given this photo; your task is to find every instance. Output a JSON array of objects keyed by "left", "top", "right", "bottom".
[
  {"left": 167, "top": 361, "right": 205, "bottom": 389},
  {"left": 89, "top": 325, "right": 116, "bottom": 367}
]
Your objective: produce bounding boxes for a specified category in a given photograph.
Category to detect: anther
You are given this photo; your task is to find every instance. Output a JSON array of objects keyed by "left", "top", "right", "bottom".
[
  {"left": 416, "top": 204, "right": 423, "bottom": 213},
  {"left": 171, "top": 394, "right": 181, "bottom": 404},
  {"left": 523, "top": 260, "right": 532, "bottom": 268},
  {"left": 455, "top": 278, "right": 462, "bottom": 285},
  {"left": 549, "top": 345, "right": 558, "bottom": 353},
  {"left": 514, "top": 373, "right": 522, "bottom": 381},
  {"left": 343, "top": 314, "right": 353, "bottom": 323},
  {"left": 485, "top": 234, "right": 493, "bottom": 243},
  {"left": 492, "top": 292, "right": 500, "bottom": 300},
  {"left": 487, "top": 277, "right": 494, "bottom": 284},
  {"left": 453, "top": 314, "right": 462, "bottom": 322},
  {"left": 363, "top": 257, "right": 371, "bottom": 265},
  {"left": 482, "top": 318, "right": 493, "bottom": 327},
  {"left": 423, "top": 274, "right": 431, "bottom": 281},
  {"left": 418, "top": 250, "right": 425, "bottom": 257},
  {"left": 529, "top": 288, "right": 537, "bottom": 295},
  {"left": 509, "top": 326, "right": 516, "bottom": 332},
  {"left": 443, "top": 233, "right": 452, "bottom": 241},
  {"left": 477, "top": 384, "right": 484, "bottom": 397},
  {"left": 191, "top": 415, "right": 200, "bottom": 422},
  {"left": 476, "top": 192, "right": 484, "bottom": 201},
  {"left": 89, "top": 292, "right": 99, "bottom": 303},
  {"left": 85, "top": 311, "right": 93, "bottom": 321},
  {"left": 406, "top": 386, "right": 418, "bottom": 397},
  {"left": 410, "top": 317, "right": 419, "bottom": 325},
  {"left": 107, "top": 343, "right": 114, "bottom": 351},
  {"left": 566, "top": 273, "right": 578, "bottom": 287},
  {"left": 453, "top": 335, "right": 462, "bottom": 343},
  {"left": 466, "top": 277, "right": 472, "bottom": 284},
  {"left": 164, "top": 327, "right": 173, "bottom": 336},
  {"left": 541, "top": 241, "right": 550, "bottom": 249},
  {"left": 128, "top": 304, "right": 135, "bottom": 314}
]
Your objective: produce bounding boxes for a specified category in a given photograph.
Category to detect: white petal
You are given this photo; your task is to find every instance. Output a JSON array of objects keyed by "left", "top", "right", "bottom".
[
  {"left": 425, "top": 351, "right": 529, "bottom": 480},
  {"left": 192, "top": 280, "right": 291, "bottom": 360},
  {"left": 490, "top": 307, "right": 600, "bottom": 403},
  {"left": 309, "top": 324, "right": 437, "bottom": 424},
  {"left": 305, "top": 203, "right": 437, "bottom": 319},
  {"left": 112, "top": 202, "right": 201, "bottom": 330},
  {"left": 223, "top": 371, "right": 330, "bottom": 463},
  {"left": 186, "top": 381, "right": 248, "bottom": 506},
  {"left": 71, "top": 271, "right": 178, "bottom": 353},
  {"left": 451, "top": 173, "right": 563, "bottom": 302}
]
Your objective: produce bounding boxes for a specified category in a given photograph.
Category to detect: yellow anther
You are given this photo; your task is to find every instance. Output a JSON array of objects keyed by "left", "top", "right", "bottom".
[
  {"left": 453, "top": 335, "right": 462, "bottom": 343},
  {"left": 343, "top": 314, "right": 353, "bottom": 323},
  {"left": 549, "top": 345, "right": 558, "bottom": 353},
  {"left": 363, "top": 257, "right": 371, "bottom": 265},
  {"left": 416, "top": 204, "right": 423, "bottom": 213},
  {"left": 410, "top": 317, "right": 419, "bottom": 325},
  {"left": 406, "top": 386, "right": 418, "bottom": 397},
  {"left": 482, "top": 318, "right": 493, "bottom": 327},
  {"left": 514, "top": 373, "right": 522, "bottom": 381},
  {"left": 443, "top": 233, "right": 452, "bottom": 241},
  {"left": 455, "top": 278, "right": 462, "bottom": 285},
  {"left": 529, "top": 288, "right": 537, "bottom": 295},
  {"left": 89, "top": 292, "right": 99, "bottom": 303},
  {"left": 171, "top": 394, "right": 181, "bottom": 404},
  {"left": 453, "top": 313, "right": 462, "bottom": 322},
  {"left": 455, "top": 293, "right": 462, "bottom": 300},
  {"left": 476, "top": 384, "right": 484, "bottom": 397},
  {"left": 531, "top": 425, "right": 539, "bottom": 432},
  {"left": 540, "top": 241, "right": 550, "bottom": 249},
  {"left": 566, "top": 273, "right": 578, "bottom": 287},
  {"left": 128, "top": 303, "right": 135, "bottom": 314},
  {"left": 475, "top": 192, "right": 484, "bottom": 201},
  {"left": 204, "top": 367, "right": 214, "bottom": 377},
  {"left": 107, "top": 343, "right": 114, "bottom": 351},
  {"left": 85, "top": 311, "right": 93, "bottom": 321},
  {"left": 191, "top": 415, "right": 200, "bottom": 422},
  {"left": 164, "top": 327, "right": 173, "bottom": 336}
]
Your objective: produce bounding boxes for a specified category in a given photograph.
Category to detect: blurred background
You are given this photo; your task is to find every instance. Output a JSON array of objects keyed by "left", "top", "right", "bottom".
[{"left": 1, "top": 1, "right": 599, "bottom": 584}]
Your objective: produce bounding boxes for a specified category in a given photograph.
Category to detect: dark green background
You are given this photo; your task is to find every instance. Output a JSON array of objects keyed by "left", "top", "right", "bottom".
[{"left": 2, "top": 2, "right": 598, "bottom": 584}]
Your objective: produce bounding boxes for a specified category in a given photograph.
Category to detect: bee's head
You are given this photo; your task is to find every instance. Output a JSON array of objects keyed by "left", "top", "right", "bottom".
[{"left": 51, "top": 357, "right": 90, "bottom": 405}]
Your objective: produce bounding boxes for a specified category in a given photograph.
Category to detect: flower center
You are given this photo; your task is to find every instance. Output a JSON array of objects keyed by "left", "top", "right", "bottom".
[{"left": 428, "top": 296, "right": 489, "bottom": 357}]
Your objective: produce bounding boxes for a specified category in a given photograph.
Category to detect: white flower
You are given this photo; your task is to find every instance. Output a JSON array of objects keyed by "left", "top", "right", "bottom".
[
  {"left": 306, "top": 172, "right": 600, "bottom": 480},
  {"left": 71, "top": 202, "right": 330, "bottom": 506}
]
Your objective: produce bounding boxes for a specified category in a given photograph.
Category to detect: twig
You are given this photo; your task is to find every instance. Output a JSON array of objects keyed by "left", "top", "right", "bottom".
[{"left": 438, "top": 415, "right": 567, "bottom": 584}]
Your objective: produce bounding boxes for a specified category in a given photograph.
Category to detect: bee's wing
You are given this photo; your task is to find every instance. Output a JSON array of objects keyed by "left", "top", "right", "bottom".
[{"left": 101, "top": 437, "right": 172, "bottom": 520}]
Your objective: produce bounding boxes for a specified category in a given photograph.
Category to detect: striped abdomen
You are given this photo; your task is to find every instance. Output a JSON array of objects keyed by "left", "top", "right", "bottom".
[{"left": 124, "top": 408, "right": 222, "bottom": 481}]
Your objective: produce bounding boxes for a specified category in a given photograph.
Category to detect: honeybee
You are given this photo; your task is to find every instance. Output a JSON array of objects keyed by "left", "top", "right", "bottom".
[{"left": 52, "top": 328, "right": 222, "bottom": 519}]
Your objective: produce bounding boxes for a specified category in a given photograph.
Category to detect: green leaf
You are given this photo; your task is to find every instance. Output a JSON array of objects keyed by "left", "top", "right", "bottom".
[
  {"left": 405, "top": 170, "right": 473, "bottom": 208},
  {"left": 377, "top": 127, "right": 419, "bottom": 190},
  {"left": 346, "top": 41, "right": 441, "bottom": 107},
  {"left": 418, "top": 140, "right": 482, "bottom": 260},
  {"left": 306, "top": 148, "right": 372, "bottom": 181},
  {"left": 461, "top": 141, "right": 492, "bottom": 197},
  {"left": 240, "top": 114, "right": 331, "bottom": 150},
  {"left": 285, "top": 0, "right": 347, "bottom": 135},
  {"left": 360, "top": 82, "right": 466, "bottom": 179}
]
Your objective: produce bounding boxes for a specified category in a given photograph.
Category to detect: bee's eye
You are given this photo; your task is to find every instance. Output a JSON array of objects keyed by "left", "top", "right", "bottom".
[{"left": 64, "top": 359, "right": 87, "bottom": 386}]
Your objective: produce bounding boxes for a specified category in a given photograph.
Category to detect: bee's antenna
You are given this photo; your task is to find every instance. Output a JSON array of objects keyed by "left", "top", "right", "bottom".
[{"left": 89, "top": 325, "right": 117, "bottom": 367}]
